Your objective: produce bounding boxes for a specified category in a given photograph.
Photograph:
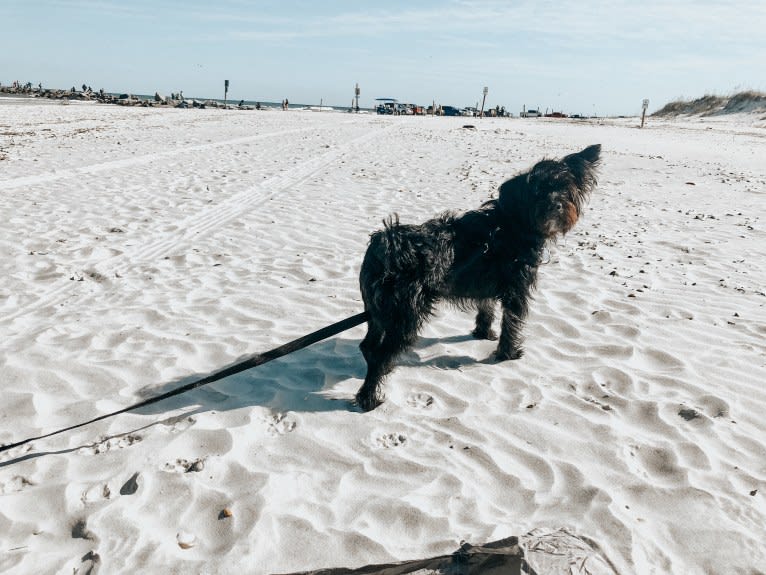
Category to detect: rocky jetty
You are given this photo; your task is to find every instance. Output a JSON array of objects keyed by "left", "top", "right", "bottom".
[{"left": 0, "top": 84, "right": 251, "bottom": 110}]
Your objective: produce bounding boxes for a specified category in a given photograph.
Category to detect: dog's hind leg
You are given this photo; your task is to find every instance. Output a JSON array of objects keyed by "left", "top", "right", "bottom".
[
  {"left": 357, "top": 320, "right": 386, "bottom": 410},
  {"left": 471, "top": 298, "right": 498, "bottom": 340},
  {"left": 496, "top": 293, "right": 529, "bottom": 360},
  {"left": 357, "top": 295, "right": 427, "bottom": 411}
]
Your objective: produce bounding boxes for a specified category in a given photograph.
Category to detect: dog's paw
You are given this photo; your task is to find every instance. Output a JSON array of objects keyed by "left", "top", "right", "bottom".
[
  {"left": 355, "top": 392, "right": 384, "bottom": 412},
  {"left": 494, "top": 348, "right": 523, "bottom": 361},
  {"left": 472, "top": 327, "right": 498, "bottom": 341}
]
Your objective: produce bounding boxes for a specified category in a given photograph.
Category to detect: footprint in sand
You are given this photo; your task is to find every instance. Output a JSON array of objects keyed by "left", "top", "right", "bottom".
[
  {"left": 73, "top": 551, "right": 100, "bottom": 575},
  {"left": 81, "top": 483, "right": 113, "bottom": 503},
  {"left": 260, "top": 413, "right": 297, "bottom": 436},
  {"left": 79, "top": 434, "right": 142, "bottom": 455},
  {"left": 374, "top": 433, "right": 407, "bottom": 448},
  {"left": 71, "top": 518, "right": 97, "bottom": 541},
  {"left": 623, "top": 443, "right": 687, "bottom": 485},
  {"left": 0, "top": 475, "right": 34, "bottom": 494},
  {"left": 162, "top": 458, "right": 205, "bottom": 474},
  {"left": 698, "top": 394, "right": 730, "bottom": 418},
  {"left": 406, "top": 392, "right": 434, "bottom": 409},
  {"left": 161, "top": 415, "right": 197, "bottom": 434}
]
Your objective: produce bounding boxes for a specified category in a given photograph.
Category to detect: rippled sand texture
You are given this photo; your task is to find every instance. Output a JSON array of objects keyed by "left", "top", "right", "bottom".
[{"left": 1, "top": 103, "right": 765, "bottom": 574}]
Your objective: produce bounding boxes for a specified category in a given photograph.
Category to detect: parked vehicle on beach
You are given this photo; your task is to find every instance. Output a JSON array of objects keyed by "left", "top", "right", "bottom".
[
  {"left": 441, "top": 105, "right": 462, "bottom": 116},
  {"left": 401, "top": 104, "right": 425, "bottom": 115},
  {"left": 375, "top": 98, "right": 400, "bottom": 114},
  {"left": 376, "top": 100, "right": 425, "bottom": 115},
  {"left": 521, "top": 108, "right": 541, "bottom": 117}
]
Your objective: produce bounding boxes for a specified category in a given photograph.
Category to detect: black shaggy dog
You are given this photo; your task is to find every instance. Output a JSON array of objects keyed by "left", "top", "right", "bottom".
[{"left": 356, "top": 144, "right": 601, "bottom": 411}]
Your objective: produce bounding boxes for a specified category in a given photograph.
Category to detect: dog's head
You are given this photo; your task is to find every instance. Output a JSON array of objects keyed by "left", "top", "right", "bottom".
[{"left": 498, "top": 144, "right": 601, "bottom": 238}]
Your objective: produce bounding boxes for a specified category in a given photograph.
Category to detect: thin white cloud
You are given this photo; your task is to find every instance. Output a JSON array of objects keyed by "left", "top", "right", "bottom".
[
  {"left": 34, "top": 0, "right": 765, "bottom": 49},
  {"left": 178, "top": 0, "right": 766, "bottom": 63}
]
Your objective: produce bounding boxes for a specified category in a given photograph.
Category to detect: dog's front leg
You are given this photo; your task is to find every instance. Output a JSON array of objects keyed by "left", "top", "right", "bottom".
[{"left": 496, "top": 293, "right": 529, "bottom": 360}]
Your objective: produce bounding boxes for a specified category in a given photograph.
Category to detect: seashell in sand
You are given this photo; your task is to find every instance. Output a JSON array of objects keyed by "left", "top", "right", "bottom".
[{"left": 177, "top": 531, "right": 197, "bottom": 549}]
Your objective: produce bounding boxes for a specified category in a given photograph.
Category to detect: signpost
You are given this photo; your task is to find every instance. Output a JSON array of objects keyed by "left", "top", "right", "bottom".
[
  {"left": 641, "top": 98, "right": 649, "bottom": 128},
  {"left": 354, "top": 83, "right": 360, "bottom": 112},
  {"left": 480, "top": 86, "right": 488, "bottom": 118},
  {"left": 224, "top": 79, "right": 229, "bottom": 108}
]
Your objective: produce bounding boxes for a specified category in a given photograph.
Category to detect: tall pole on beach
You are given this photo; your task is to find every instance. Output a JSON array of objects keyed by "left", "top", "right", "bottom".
[
  {"left": 355, "top": 83, "right": 360, "bottom": 112},
  {"left": 480, "top": 86, "right": 488, "bottom": 118},
  {"left": 641, "top": 98, "right": 649, "bottom": 128},
  {"left": 224, "top": 79, "right": 229, "bottom": 108}
]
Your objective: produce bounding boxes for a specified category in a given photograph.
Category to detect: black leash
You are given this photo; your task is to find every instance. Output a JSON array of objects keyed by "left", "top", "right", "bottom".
[{"left": 0, "top": 311, "right": 369, "bottom": 455}]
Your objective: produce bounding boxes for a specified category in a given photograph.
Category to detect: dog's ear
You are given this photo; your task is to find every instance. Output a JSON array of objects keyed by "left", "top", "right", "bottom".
[
  {"left": 563, "top": 144, "right": 601, "bottom": 190},
  {"left": 573, "top": 144, "right": 601, "bottom": 165}
]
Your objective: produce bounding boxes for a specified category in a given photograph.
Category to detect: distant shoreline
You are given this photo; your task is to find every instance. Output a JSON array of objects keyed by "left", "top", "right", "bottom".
[{"left": 0, "top": 84, "right": 368, "bottom": 113}]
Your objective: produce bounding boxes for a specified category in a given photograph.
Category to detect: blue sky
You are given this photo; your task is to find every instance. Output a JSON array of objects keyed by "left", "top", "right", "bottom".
[{"left": 2, "top": 0, "right": 764, "bottom": 115}]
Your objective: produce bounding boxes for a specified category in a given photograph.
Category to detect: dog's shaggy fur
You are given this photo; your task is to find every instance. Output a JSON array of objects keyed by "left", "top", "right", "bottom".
[{"left": 356, "top": 144, "right": 601, "bottom": 411}]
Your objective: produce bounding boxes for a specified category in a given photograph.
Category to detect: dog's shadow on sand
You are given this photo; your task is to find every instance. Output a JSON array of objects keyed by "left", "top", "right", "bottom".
[
  {"left": 132, "top": 333, "right": 490, "bottom": 418},
  {"left": 134, "top": 337, "right": 369, "bottom": 416}
]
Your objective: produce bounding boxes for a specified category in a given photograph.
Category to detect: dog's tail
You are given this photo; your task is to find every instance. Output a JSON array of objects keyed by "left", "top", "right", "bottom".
[
  {"left": 378, "top": 213, "right": 419, "bottom": 273},
  {"left": 363, "top": 213, "right": 419, "bottom": 276},
  {"left": 382, "top": 213, "right": 400, "bottom": 231},
  {"left": 380, "top": 214, "right": 413, "bottom": 267}
]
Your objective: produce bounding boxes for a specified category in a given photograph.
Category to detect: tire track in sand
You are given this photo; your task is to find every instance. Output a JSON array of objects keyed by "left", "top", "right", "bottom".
[
  {"left": 1, "top": 124, "right": 390, "bottom": 326},
  {"left": 0, "top": 126, "right": 316, "bottom": 192},
  {"left": 110, "top": 125, "right": 384, "bottom": 273}
]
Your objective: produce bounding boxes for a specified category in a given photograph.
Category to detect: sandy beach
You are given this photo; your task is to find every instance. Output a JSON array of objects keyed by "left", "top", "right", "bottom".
[{"left": 1, "top": 101, "right": 765, "bottom": 574}]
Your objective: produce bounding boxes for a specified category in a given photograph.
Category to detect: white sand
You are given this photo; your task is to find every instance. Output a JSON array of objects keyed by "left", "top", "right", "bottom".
[{"left": 1, "top": 102, "right": 765, "bottom": 574}]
